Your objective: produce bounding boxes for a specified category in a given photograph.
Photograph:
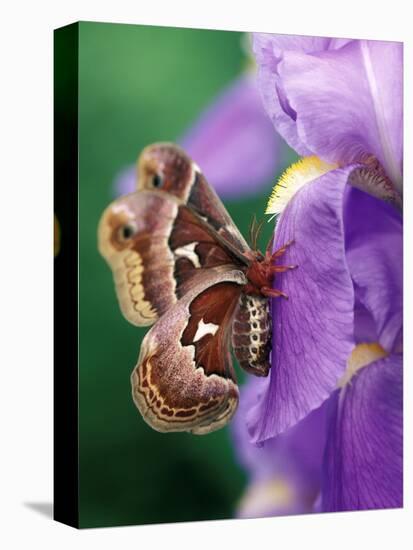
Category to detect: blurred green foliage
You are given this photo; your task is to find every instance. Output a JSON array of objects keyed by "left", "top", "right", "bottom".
[{"left": 77, "top": 21, "right": 279, "bottom": 528}]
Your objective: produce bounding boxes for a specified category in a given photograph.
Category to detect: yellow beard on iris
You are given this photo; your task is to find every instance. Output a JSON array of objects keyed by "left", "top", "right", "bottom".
[{"left": 266, "top": 156, "right": 338, "bottom": 219}]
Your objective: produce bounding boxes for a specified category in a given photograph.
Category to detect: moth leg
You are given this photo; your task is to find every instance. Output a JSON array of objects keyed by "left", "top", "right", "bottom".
[
  {"left": 261, "top": 286, "right": 288, "bottom": 299},
  {"left": 271, "top": 239, "right": 295, "bottom": 260},
  {"left": 265, "top": 233, "right": 275, "bottom": 256},
  {"left": 270, "top": 264, "right": 297, "bottom": 273}
]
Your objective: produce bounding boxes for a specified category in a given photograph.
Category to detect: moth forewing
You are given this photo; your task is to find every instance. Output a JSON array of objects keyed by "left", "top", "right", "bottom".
[
  {"left": 98, "top": 191, "right": 180, "bottom": 326},
  {"left": 98, "top": 185, "right": 248, "bottom": 328},
  {"left": 137, "top": 142, "right": 250, "bottom": 253}
]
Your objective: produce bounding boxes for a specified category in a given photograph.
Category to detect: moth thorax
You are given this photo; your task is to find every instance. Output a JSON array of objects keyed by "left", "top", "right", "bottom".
[{"left": 231, "top": 294, "right": 271, "bottom": 377}]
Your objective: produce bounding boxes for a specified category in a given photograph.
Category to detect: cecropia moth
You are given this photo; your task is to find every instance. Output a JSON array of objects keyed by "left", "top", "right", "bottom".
[{"left": 98, "top": 143, "right": 293, "bottom": 434}]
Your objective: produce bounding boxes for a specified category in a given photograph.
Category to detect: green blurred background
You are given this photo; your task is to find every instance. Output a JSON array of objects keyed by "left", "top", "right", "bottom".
[{"left": 77, "top": 21, "right": 282, "bottom": 528}]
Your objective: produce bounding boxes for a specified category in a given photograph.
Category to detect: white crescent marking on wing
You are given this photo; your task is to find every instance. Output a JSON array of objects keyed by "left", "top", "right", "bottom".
[
  {"left": 174, "top": 242, "right": 201, "bottom": 268},
  {"left": 193, "top": 318, "right": 220, "bottom": 342}
]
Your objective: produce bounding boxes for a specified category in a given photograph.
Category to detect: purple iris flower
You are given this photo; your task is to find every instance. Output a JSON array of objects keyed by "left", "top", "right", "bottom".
[
  {"left": 114, "top": 74, "right": 282, "bottom": 198},
  {"left": 234, "top": 35, "right": 403, "bottom": 515},
  {"left": 233, "top": 376, "right": 328, "bottom": 517},
  {"left": 253, "top": 35, "right": 403, "bottom": 196}
]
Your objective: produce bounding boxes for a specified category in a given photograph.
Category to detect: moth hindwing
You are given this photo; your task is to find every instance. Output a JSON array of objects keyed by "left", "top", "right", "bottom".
[{"left": 131, "top": 268, "right": 246, "bottom": 434}]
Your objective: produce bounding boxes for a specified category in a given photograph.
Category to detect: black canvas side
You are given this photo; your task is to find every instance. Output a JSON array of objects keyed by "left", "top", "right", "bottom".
[{"left": 53, "top": 22, "right": 79, "bottom": 529}]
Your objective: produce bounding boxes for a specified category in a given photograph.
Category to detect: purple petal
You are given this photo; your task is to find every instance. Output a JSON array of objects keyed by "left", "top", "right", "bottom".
[
  {"left": 322, "top": 354, "right": 403, "bottom": 511},
  {"left": 247, "top": 167, "right": 356, "bottom": 443},
  {"left": 180, "top": 75, "right": 282, "bottom": 198},
  {"left": 252, "top": 34, "right": 350, "bottom": 158},
  {"left": 114, "top": 165, "right": 136, "bottom": 197},
  {"left": 344, "top": 187, "right": 403, "bottom": 352},
  {"left": 232, "top": 376, "right": 328, "bottom": 517},
  {"left": 278, "top": 40, "right": 403, "bottom": 190},
  {"left": 252, "top": 34, "right": 321, "bottom": 157},
  {"left": 114, "top": 75, "right": 282, "bottom": 199},
  {"left": 253, "top": 33, "right": 333, "bottom": 56},
  {"left": 353, "top": 300, "right": 378, "bottom": 344}
]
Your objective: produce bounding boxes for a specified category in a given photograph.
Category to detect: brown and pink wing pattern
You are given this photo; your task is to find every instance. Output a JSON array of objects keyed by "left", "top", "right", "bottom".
[
  {"left": 98, "top": 190, "right": 241, "bottom": 327},
  {"left": 131, "top": 267, "right": 246, "bottom": 434},
  {"left": 98, "top": 191, "right": 178, "bottom": 326},
  {"left": 137, "top": 142, "right": 250, "bottom": 254}
]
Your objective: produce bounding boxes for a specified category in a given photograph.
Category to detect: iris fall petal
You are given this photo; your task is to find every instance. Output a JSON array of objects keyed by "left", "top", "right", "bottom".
[
  {"left": 233, "top": 377, "right": 328, "bottom": 517},
  {"left": 247, "top": 166, "right": 356, "bottom": 443},
  {"left": 322, "top": 354, "right": 403, "bottom": 511}
]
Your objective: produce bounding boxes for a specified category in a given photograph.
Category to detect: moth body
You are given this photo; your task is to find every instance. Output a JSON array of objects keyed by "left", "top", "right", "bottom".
[{"left": 232, "top": 293, "right": 271, "bottom": 377}]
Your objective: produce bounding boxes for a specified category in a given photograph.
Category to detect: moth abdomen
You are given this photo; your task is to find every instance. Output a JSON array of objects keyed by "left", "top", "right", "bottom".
[{"left": 232, "top": 294, "right": 272, "bottom": 377}]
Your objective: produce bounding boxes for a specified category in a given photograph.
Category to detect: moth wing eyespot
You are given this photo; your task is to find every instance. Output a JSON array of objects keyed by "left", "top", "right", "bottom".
[
  {"left": 152, "top": 173, "right": 163, "bottom": 188},
  {"left": 118, "top": 221, "right": 138, "bottom": 242}
]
